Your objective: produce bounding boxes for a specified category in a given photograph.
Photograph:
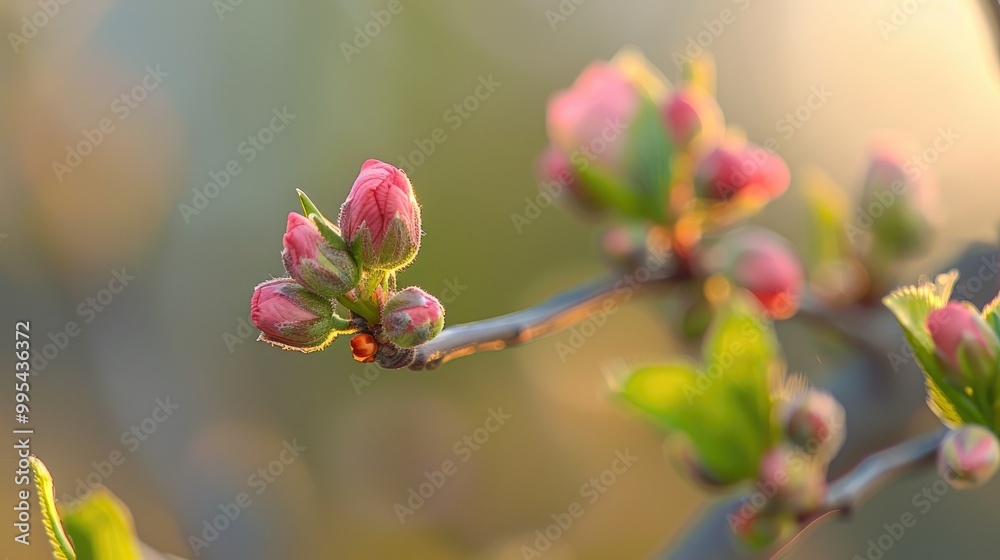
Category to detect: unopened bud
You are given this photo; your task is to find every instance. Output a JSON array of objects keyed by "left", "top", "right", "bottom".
[
  {"left": 937, "top": 425, "right": 1000, "bottom": 489},
  {"left": 381, "top": 287, "right": 445, "bottom": 348},
  {"left": 927, "top": 301, "right": 1000, "bottom": 383},
  {"left": 282, "top": 212, "right": 359, "bottom": 298},
  {"left": 757, "top": 445, "right": 828, "bottom": 513},
  {"left": 250, "top": 278, "right": 344, "bottom": 352},
  {"left": 779, "top": 390, "right": 846, "bottom": 460}
]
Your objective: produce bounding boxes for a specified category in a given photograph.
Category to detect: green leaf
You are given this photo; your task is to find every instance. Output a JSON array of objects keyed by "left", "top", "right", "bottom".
[
  {"left": 618, "top": 295, "right": 781, "bottom": 484},
  {"left": 60, "top": 490, "right": 143, "bottom": 560},
  {"left": 574, "top": 164, "right": 645, "bottom": 219},
  {"left": 882, "top": 269, "right": 959, "bottom": 352},
  {"left": 297, "top": 189, "right": 348, "bottom": 251},
  {"left": 801, "top": 168, "right": 850, "bottom": 269},
  {"left": 618, "top": 362, "right": 761, "bottom": 483},
  {"left": 30, "top": 457, "right": 76, "bottom": 560},
  {"left": 626, "top": 96, "right": 674, "bottom": 223}
]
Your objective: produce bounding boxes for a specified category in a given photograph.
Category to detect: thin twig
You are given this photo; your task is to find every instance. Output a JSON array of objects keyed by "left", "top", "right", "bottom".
[
  {"left": 662, "top": 430, "right": 945, "bottom": 560},
  {"left": 408, "top": 262, "right": 687, "bottom": 370}
]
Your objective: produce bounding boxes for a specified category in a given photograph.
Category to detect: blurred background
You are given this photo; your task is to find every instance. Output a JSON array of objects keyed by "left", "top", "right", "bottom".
[{"left": 2, "top": 0, "right": 1000, "bottom": 558}]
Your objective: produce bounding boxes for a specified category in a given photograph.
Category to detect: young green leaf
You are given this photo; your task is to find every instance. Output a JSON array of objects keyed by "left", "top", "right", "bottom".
[
  {"left": 29, "top": 457, "right": 76, "bottom": 560},
  {"left": 60, "top": 489, "right": 143, "bottom": 560}
]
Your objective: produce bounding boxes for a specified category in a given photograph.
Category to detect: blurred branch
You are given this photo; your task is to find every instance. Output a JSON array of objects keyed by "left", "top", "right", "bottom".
[
  {"left": 409, "top": 262, "right": 688, "bottom": 370},
  {"left": 661, "top": 430, "right": 944, "bottom": 560}
]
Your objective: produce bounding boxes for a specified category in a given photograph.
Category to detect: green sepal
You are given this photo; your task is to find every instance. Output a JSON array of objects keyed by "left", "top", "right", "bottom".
[
  {"left": 297, "top": 189, "right": 348, "bottom": 251},
  {"left": 626, "top": 95, "right": 674, "bottom": 223}
]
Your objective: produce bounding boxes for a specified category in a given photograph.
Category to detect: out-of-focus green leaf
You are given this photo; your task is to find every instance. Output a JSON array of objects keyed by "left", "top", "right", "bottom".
[
  {"left": 618, "top": 295, "right": 780, "bottom": 484},
  {"left": 627, "top": 96, "right": 674, "bottom": 223},
  {"left": 802, "top": 168, "right": 850, "bottom": 268},
  {"left": 30, "top": 457, "right": 76, "bottom": 560},
  {"left": 60, "top": 489, "right": 143, "bottom": 560}
]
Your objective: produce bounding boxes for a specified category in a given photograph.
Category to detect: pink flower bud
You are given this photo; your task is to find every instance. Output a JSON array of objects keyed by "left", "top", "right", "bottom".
[
  {"left": 282, "top": 213, "right": 359, "bottom": 298},
  {"left": 381, "top": 287, "right": 445, "bottom": 348},
  {"left": 250, "top": 278, "right": 339, "bottom": 352},
  {"left": 338, "top": 159, "right": 421, "bottom": 271},
  {"left": 705, "top": 229, "right": 803, "bottom": 319},
  {"left": 536, "top": 146, "right": 601, "bottom": 212},
  {"left": 757, "top": 445, "right": 828, "bottom": 513},
  {"left": 546, "top": 62, "right": 640, "bottom": 170},
  {"left": 695, "top": 139, "right": 790, "bottom": 203},
  {"left": 938, "top": 425, "right": 1000, "bottom": 489},
  {"left": 661, "top": 87, "right": 724, "bottom": 153},
  {"left": 779, "top": 390, "right": 846, "bottom": 460},
  {"left": 926, "top": 302, "right": 999, "bottom": 379},
  {"left": 861, "top": 146, "right": 937, "bottom": 257}
]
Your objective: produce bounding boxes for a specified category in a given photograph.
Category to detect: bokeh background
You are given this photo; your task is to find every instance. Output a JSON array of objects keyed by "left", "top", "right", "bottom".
[{"left": 2, "top": 0, "right": 1000, "bottom": 558}]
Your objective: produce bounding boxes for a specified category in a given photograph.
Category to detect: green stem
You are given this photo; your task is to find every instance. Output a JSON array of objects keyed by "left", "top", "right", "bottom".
[{"left": 337, "top": 295, "right": 379, "bottom": 324}]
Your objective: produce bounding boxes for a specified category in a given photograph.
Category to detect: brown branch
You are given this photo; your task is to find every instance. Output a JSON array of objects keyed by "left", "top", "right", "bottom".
[{"left": 408, "top": 261, "right": 688, "bottom": 370}]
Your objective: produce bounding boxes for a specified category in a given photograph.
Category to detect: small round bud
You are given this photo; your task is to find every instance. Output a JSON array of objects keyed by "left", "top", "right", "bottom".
[
  {"left": 381, "top": 287, "right": 445, "bottom": 348},
  {"left": 757, "top": 445, "right": 828, "bottom": 513},
  {"left": 861, "top": 147, "right": 937, "bottom": 258},
  {"left": 729, "top": 508, "right": 796, "bottom": 551},
  {"left": 350, "top": 333, "right": 378, "bottom": 363},
  {"left": 938, "top": 425, "right": 1000, "bottom": 489},
  {"left": 250, "top": 278, "right": 340, "bottom": 352},
  {"left": 339, "top": 159, "right": 422, "bottom": 271},
  {"left": 779, "top": 390, "right": 846, "bottom": 460},
  {"left": 694, "top": 139, "right": 790, "bottom": 204},
  {"left": 282, "top": 212, "right": 359, "bottom": 298},
  {"left": 701, "top": 228, "right": 804, "bottom": 319}
]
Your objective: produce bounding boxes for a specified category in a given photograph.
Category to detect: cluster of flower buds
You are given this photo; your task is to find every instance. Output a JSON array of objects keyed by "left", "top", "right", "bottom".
[
  {"left": 250, "top": 160, "right": 445, "bottom": 366},
  {"left": 538, "top": 49, "right": 789, "bottom": 236},
  {"left": 730, "top": 389, "right": 845, "bottom": 550},
  {"left": 697, "top": 227, "right": 804, "bottom": 319}
]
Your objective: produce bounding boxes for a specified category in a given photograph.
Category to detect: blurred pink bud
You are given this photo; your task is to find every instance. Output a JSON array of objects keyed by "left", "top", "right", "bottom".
[
  {"left": 757, "top": 445, "right": 828, "bottom": 513},
  {"left": 695, "top": 140, "right": 790, "bottom": 203},
  {"left": 381, "top": 287, "right": 445, "bottom": 348},
  {"left": 927, "top": 301, "right": 999, "bottom": 379},
  {"left": 714, "top": 229, "right": 803, "bottom": 319},
  {"left": 861, "top": 147, "right": 937, "bottom": 257},
  {"left": 661, "top": 87, "right": 724, "bottom": 153},
  {"left": 536, "top": 146, "right": 601, "bottom": 212},
  {"left": 546, "top": 62, "right": 640, "bottom": 169},
  {"left": 339, "top": 159, "right": 421, "bottom": 271},
  {"left": 780, "top": 390, "right": 846, "bottom": 460},
  {"left": 250, "top": 278, "right": 338, "bottom": 351},
  {"left": 938, "top": 425, "right": 1000, "bottom": 489},
  {"left": 282, "top": 213, "right": 359, "bottom": 298}
]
